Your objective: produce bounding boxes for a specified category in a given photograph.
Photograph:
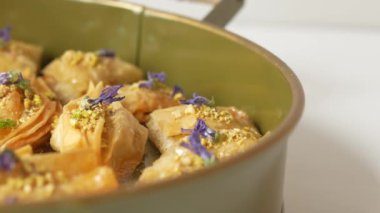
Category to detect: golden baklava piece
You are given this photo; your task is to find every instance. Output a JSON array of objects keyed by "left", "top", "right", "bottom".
[
  {"left": 0, "top": 26, "right": 43, "bottom": 79},
  {"left": 0, "top": 149, "right": 118, "bottom": 204},
  {"left": 43, "top": 49, "right": 143, "bottom": 103},
  {"left": 0, "top": 71, "right": 60, "bottom": 149},
  {"left": 50, "top": 83, "right": 148, "bottom": 179},
  {"left": 139, "top": 94, "right": 261, "bottom": 184},
  {"left": 118, "top": 72, "right": 184, "bottom": 123}
]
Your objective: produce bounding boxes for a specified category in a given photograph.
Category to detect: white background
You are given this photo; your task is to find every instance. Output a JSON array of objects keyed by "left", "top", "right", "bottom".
[{"left": 127, "top": 1, "right": 380, "bottom": 212}]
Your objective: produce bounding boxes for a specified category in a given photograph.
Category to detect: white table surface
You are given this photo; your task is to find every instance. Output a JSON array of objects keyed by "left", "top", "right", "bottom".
[{"left": 227, "top": 24, "right": 380, "bottom": 213}]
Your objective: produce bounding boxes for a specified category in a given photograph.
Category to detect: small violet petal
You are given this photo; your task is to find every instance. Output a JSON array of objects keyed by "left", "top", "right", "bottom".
[
  {"left": 171, "top": 85, "right": 184, "bottom": 97},
  {"left": 0, "top": 71, "right": 23, "bottom": 85},
  {"left": 147, "top": 72, "right": 166, "bottom": 83},
  {"left": 139, "top": 72, "right": 166, "bottom": 89},
  {"left": 181, "top": 131, "right": 213, "bottom": 161},
  {"left": 88, "top": 85, "right": 124, "bottom": 106},
  {"left": 138, "top": 80, "right": 154, "bottom": 89},
  {"left": 180, "top": 93, "right": 211, "bottom": 106},
  {"left": 0, "top": 26, "right": 11, "bottom": 43},
  {"left": 194, "top": 119, "right": 216, "bottom": 139},
  {"left": 181, "top": 119, "right": 216, "bottom": 140},
  {"left": 0, "top": 149, "right": 18, "bottom": 172},
  {"left": 4, "top": 196, "right": 18, "bottom": 205},
  {"left": 97, "top": 49, "right": 115, "bottom": 58}
]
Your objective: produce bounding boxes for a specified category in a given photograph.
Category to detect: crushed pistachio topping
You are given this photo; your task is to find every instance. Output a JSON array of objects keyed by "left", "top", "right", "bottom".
[
  {"left": 0, "top": 119, "right": 17, "bottom": 129},
  {"left": 200, "top": 127, "right": 260, "bottom": 152},
  {"left": 0, "top": 150, "right": 68, "bottom": 200},
  {"left": 51, "top": 115, "right": 59, "bottom": 129},
  {"left": 32, "top": 94, "right": 42, "bottom": 106},
  {"left": 20, "top": 91, "right": 43, "bottom": 125},
  {"left": 83, "top": 53, "right": 99, "bottom": 67},
  {"left": 0, "top": 72, "right": 42, "bottom": 128},
  {"left": 63, "top": 51, "right": 100, "bottom": 68},
  {"left": 22, "top": 89, "right": 42, "bottom": 111},
  {"left": 43, "top": 91, "right": 56, "bottom": 100},
  {"left": 70, "top": 85, "right": 124, "bottom": 130},
  {"left": 69, "top": 104, "right": 105, "bottom": 130},
  {"left": 195, "top": 105, "right": 233, "bottom": 124},
  {"left": 173, "top": 92, "right": 184, "bottom": 101},
  {"left": 171, "top": 105, "right": 233, "bottom": 125},
  {"left": 2, "top": 170, "right": 67, "bottom": 202},
  {"left": 174, "top": 147, "right": 204, "bottom": 169},
  {"left": 220, "top": 127, "right": 260, "bottom": 142},
  {"left": 0, "top": 73, "right": 31, "bottom": 119}
]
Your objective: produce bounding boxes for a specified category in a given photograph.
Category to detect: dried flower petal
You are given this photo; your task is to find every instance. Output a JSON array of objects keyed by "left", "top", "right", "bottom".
[
  {"left": 139, "top": 72, "right": 166, "bottom": 89},
  {"left": 0, "top": 71, "right": 18, "bottom": 84},
  {"left": 180, "top": 93, "right": 212, "bottom": 106},
  {"left": 0, "top": 149, "right": 18, "bottom": 172},
  {"left": 181, "top": 131, "right": 213, "bottom": 161},
  {"left": 0, "top": 71, "right": 30, "bottom": 90},
  {"left": 181, "top": 118, "right": 216, "bottom": 139},
  {"left": 88, "top": 85, "right": 124, "bottom": 107},
  {"left": 4, "top": 196, "right": 18, "bottom": 205},
  {"left": 171, "top": 85, "right": 184, "bottom": 97},
  {"left": 148, "top": 72, "right": 166, "bottom": 82},
  {"left": 97, "top": 49, "right": 115, "bottom": 58},
  {"left": 0, "top": 26, "right": 11, "bottom": 45}
]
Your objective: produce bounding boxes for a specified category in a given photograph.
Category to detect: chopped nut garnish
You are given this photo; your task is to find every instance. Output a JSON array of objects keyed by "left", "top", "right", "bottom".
[
  {"left": 32, "top": 95, "right": 42, "bottom": 106},
  {"left": 195, "top": 105, "right": 233, "bottom": 124},
  {"left": 69, "top": 105, "right": 104, "bottom": 130}
]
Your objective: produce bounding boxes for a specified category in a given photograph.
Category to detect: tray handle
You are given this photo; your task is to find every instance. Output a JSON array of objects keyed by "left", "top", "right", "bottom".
[{"left": 182, "top": 0, "right": 244, "bottom": 27}]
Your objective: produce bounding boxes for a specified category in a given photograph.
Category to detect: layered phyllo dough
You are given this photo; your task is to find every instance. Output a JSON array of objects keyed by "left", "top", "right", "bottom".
[
  {"left": 0, "top": 149, "right": 118, "bottom": 204},
  {"left": 0, "top": 72, "right": 60, "bottom": 149},
  {"left": 139, "top": 95, "right": 261, "bottom": 184},
  {"left": 43, "top": 50, "right": 143, "bottom": 103},
  {"left": 50, "top": 83, "right": 148, "bottom": 179},
  {"left": 118, "top": 72, "right": 183, "bottom": 123}
]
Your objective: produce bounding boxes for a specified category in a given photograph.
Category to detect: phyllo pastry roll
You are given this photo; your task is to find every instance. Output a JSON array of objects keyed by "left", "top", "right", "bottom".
[
  {"left": 0, "top": 26, "right": 43, "bottom": 79},
  {"left": 139, "top": 94, "right": 261, "bottom": 184},
  {"left": 118, "top": 72, "right": 184, "bottom": 123},
  {"left": 50, "top": 83, "right": 148, "bottom": 179},
  {"left": 0, "top": 72, "right": 61, "bottom": 149},
  {"left": 0, "top": 149, "right": 118, "bottom": 204},
  {"left": 42, "top": 49, "right": 143, "bottom": 103}
]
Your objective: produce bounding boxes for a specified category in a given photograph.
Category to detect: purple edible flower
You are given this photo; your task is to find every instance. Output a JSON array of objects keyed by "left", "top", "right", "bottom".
[
  {"left": 0, "top": 26, "right": 11, "bottom": 44},
  {"left": 171, "top": 84, "right": 184, "bottom": 97},
  {"left": 0, "top": 149, "right": 18, "bottom": 172},
  {"left": 181, "top": 118, "right": 216, "bottom": 139},
  {"left": 181, "top": 131, "right": 214, "bottom": 162},
  {"left": 139, "top": 72, "right": 166, "bottom": 89},
  {"left": 180, "top": 93, "right": 212, "bottom": 106},
  {"left": 97, "top": 49, "right": 115, "bottom": 58},
  {"left": 88, "top": 85, "right": 125, "bottom": 106},
  {"left": 0, "top": 71, "right": 23, "bottom": 85},
  {"left": 4, "top": 196, "right": 18, "bottom": 205}
]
